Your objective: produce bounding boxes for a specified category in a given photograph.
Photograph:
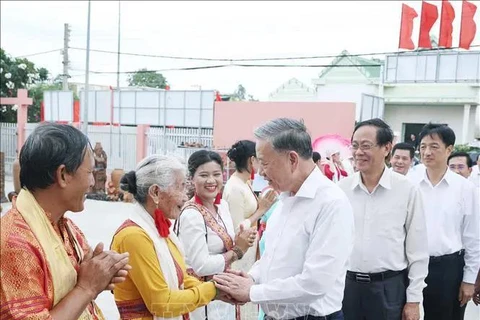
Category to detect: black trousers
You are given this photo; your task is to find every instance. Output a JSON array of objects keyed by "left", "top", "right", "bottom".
[
  {"left": 264, "top": 311, "right": 343, "bottom": 320},
  {"left": 423, "top": 250, "right": 466, "bottom": 320},
  {"left": 343, "top": 270, "right": 408, "bottom": 320}
]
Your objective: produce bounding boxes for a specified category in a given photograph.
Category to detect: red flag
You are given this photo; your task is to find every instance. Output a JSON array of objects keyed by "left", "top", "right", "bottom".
[
  {"left": 439, "top": 0, "right": 455, "bottom": 48},
  {"left": 215, "top": 91, "right": 222, "bottom": 101},
  {"left": 399, "top": 4, "right": 418, "bottom": 50},
  {"left": 459, "top": 0, "right": 477, "bottom": 49},
  {"left": 418, "top": 1, "right": 439, "bottom": 48}
]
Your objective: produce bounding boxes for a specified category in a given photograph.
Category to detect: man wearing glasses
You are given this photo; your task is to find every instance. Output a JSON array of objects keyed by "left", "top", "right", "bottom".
[
  {"left": 448, "top": 152, "right": 474, "bottom": 180},
  {"left": 338, "top": 118, "right": 429, "bottom": 320}
]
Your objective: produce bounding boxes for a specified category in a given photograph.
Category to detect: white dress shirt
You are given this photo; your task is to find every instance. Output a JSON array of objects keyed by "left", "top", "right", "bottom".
[
  {"left": 338, "top": 168, "right": 429, "bottom": 302},
  {"left": 413, "top": 168, "right": 480, "bottom": 284},
  {"left": 248, "top": 167, "right": 355, "bottom": 319},
  {"left": 469, "top": 165, "right": 480, "bottom": 188}
]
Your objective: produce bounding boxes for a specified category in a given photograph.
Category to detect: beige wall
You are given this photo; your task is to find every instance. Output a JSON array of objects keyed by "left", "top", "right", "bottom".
[{"left": 384, "top": 104, "right": 478, "bottom": 144}]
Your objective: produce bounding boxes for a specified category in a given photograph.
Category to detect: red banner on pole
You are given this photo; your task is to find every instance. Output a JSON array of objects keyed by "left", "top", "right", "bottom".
[
  {"left": 459, "top": 0, "right": 477, "bottom": 49},
  {"left": 399, "top": 3, "right": 419, "bottom": 50},
  {"left": 418, "top": 1, "right": 439, "bottom": 49}
]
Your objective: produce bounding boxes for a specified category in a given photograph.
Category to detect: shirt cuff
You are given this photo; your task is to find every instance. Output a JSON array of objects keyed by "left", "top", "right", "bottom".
[
  {"left": 406, "top": 290, "right": 423, "bottom": 303},
  {"left": 249, "top": 284, "right": 264, "bottom": 303},
  {"left": 462, "top": 269, "right": 478, "bottom": 284}
]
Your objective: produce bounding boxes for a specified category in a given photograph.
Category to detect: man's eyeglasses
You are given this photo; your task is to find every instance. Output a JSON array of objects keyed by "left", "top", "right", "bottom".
[
  {"left": 449, "top": 164, "right": 467, "bottom": 171},
  {"left": 349, "top": 143, "right": 377, "bottom": 151}
]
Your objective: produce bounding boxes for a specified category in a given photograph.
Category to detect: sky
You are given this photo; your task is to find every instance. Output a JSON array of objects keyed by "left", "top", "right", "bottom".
[{"left": 1, "top": 0, "right": 479, "bottom": 100}]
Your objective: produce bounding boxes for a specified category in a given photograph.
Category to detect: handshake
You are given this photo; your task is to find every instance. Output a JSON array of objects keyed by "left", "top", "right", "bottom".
[{"left": 212, "top": 269, "right": 255, "bottom": 305}]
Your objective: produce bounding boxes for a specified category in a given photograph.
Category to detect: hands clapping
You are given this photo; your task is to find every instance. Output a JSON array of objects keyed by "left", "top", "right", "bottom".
[
  {"left": 76, "top": 242, "right": 131, "bottom": 300},
  {"left": 234, "top": 224, "right": 256, "bottom": 253}
]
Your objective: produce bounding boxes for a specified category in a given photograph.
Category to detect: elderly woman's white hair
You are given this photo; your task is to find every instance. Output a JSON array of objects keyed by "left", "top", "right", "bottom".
[{"left": 120, "top": 154, "right": 187, "bottom": 204}]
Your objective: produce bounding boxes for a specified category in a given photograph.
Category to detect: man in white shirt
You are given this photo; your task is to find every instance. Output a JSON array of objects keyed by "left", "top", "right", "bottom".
[
  {"left": 469, "top": 154, "right": 480, "bottom": 188},
  {"left": 448, "top": 152, "right": 476, "bottom": 183},
  {"left": 338, "top": 118, "right": 429, "bottom": 320},
  {"left": 414, "top": 123, "right": 480, "bottom": 320},
  {"left": 390, "top": 142, "right": 415, "bottom": 177},
  {"left": 214, "top": 118, "right": 355, "bottom": 320}
]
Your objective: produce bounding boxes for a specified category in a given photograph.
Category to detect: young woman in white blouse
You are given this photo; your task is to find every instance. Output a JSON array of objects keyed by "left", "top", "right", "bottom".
[{"left": 175, "top": 150, "right": 256, "bottom": 320}]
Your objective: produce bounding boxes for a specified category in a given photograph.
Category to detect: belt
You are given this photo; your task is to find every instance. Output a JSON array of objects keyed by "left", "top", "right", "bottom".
[
  {"left": 429, "top": 249, "right": 464, "bottom": 263},
  {"left": 346, "top": 269, "right": 407, "bottom": 283},
  {"left": 265, "top": 310, "right": 342, "bottom": 320}
]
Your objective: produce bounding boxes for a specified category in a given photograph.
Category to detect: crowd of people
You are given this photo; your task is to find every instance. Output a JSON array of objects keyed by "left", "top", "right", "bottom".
[{"left": 0, "top": 118, "right": 479, "bottom": 320}]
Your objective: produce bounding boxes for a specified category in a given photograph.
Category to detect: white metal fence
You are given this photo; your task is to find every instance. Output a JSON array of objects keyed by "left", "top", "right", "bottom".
[
  {"left": 0, "top": 123, "right": 17, "bottom": 176},
  {"left": 1, "top": 122, "right": 215, "bottom": 177},
  {"left": 24, "top": 123, "right": 138, "bottom": 173},
  {"left": 146, "top": 126, "right": 214, "bottom": 161}
]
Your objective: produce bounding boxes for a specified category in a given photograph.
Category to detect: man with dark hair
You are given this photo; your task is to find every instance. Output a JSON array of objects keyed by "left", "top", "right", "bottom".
[
  {"left": 414, "top": 123, "right": 480, "bottom": 320},
  {"left": 338, "top": 118, "right": 428, "bottom": 320},
  {"left": 312, "top": 151, "right": 321, "bottom": 164},
  {"left": 339, "top": 119, "right": 428, "bottom": 320},
  {"left": 312, "top": 151, "right": 326, "bottom": 175},
  {"left": 1, "top": 123, "right": 130, "bottom": 319},
  {"left": 448, "top": 152, "right": 474, "bottom": 180},
  {"left": 391, "top": 142, "right": 415, "bottom": 176}
]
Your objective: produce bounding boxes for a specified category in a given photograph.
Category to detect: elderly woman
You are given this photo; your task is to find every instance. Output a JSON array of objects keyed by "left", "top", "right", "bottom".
[
  {"left": 175, "top": 150, "right": 256, "bottom": 320},
  {"left": 111, "top": 154, "right": 219, "bottom": 320},
  {"left": 0, "top": 123, "right": 130, "bottom": 319}
]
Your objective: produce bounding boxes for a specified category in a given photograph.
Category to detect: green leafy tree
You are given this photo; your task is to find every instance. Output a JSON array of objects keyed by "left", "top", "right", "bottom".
[
  {"left": 0, "top": 48, "right": 49, "bottom": 122},
  {"left": 127, "top": 68, "right": 168, "bottom": 89}
]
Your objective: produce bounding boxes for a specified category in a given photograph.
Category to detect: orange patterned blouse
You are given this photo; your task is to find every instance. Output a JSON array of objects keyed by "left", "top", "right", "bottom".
[{"left": 0, "top": 207, "right": 102, "bottom": 320}]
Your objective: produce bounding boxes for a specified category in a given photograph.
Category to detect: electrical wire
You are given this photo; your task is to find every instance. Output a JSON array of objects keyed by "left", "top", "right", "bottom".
[
  {"left": 69, "top": 63, "right": 383, "bottom": 75},
  {"left": 15, "top": 49, "right": 62, "bottom": 58},
  {"left": 68, "top": 45, "right": 480, "bottom": 62}
]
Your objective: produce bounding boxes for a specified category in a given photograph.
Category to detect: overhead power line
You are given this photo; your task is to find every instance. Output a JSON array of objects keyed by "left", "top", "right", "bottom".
[
  {"left": 70, "top": 63, "right": 383, "bottom": 75},
  {"left": 15, "top": 49, "right": 62, "bottom": 58},
  {"left": 68, "top": 45, "right": 480, "bottom": 62}
]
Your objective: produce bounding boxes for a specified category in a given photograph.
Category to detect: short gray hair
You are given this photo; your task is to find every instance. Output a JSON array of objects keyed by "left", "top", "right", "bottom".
[
  {"left": 254, "top": 118, "right": 313, "bottom": 159},
  {"left": 120, "top": 154, "right": 186, "bottom": 204}
]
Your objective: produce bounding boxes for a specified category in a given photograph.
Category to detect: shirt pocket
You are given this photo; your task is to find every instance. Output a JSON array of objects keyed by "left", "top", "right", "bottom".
[{"left": 377, "top": 205, "right": 407, "bottom": 242}]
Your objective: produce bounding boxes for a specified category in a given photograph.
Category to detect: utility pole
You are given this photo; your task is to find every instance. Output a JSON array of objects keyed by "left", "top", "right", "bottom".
[
  {"left": 82, "top": 0, "right": 91, "bottom": 135},
  {"left": 116, "top": 1, "right": 121, "bottom": 91},
  {"left": 62, "top": 23, "right": 71, "bottom": 91}
]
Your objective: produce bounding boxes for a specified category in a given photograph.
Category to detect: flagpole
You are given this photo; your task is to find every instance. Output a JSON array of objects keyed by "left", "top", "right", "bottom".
[{"left": 116, "top": 0, "right": 122, "bottom": 157}]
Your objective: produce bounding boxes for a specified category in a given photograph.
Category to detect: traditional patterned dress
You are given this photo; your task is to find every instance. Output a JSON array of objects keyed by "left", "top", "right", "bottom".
[
  {"left": 111, "top": 203, "right": 217, "bottom": 320},
  {"left": 0, "top": 189, "right": 104, "bottom": 319},
  {"left": 175, "top": 196, "right": 236, "bottom": 320}
]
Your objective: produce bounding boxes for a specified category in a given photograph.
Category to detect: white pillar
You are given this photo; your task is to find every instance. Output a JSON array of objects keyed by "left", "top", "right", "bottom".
[{"left": 462, "top": 104, "right": 471, "bottom": 144}]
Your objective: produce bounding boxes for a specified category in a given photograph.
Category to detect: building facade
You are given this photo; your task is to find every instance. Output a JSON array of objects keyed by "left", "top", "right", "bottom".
[{"left": 268, "top": 48, "right": 480, "bottom": 144}]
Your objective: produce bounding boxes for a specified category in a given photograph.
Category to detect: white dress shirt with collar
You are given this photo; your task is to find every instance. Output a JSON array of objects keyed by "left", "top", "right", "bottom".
[
  {"left": 248, "top": 167, "right": 355, "bottom": 319},
  {"left": 413, "top": 168, "right": 480, "bottom": 284},
  {"left": 337, "top": 167, "right": 429, "bottom": 303},
  {"left": 469, "top": 165, "right": 480, "bottom": 188}
]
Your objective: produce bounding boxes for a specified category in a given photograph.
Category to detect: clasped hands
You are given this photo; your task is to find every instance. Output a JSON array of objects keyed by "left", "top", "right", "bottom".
[{"left": 213, "top": 269, "right": 254, "bottom": 305}]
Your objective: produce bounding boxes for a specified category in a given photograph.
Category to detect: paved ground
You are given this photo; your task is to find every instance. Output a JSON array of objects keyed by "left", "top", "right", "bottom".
[{"left": 1, "top": 178, "right": 479, "bottom": 319}]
